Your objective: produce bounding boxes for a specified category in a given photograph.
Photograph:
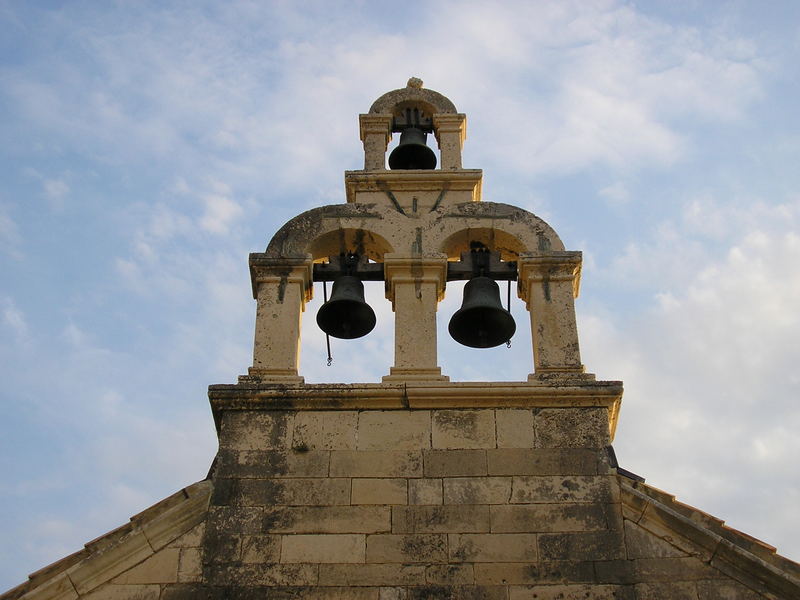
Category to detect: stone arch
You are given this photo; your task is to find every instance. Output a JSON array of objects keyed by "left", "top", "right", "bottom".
[
  {"left": 369, "top": 86, "right": 458, "bottom": 115},
  {"left": 266, "top": 204, "right": 395, "bottom": 260},
  {"left": 433, "top": 202, "right": 565, "bottom": 256}
]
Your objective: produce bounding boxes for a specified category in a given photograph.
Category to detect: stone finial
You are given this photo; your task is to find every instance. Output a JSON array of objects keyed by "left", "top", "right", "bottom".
[{"left": 407, "top": 77, "right": 424, "bottom": 89}]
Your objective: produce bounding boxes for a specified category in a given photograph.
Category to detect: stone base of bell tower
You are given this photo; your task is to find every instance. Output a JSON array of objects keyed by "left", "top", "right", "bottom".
[{"left": 193, "top": 380, "right": 627, "bottom": 597}]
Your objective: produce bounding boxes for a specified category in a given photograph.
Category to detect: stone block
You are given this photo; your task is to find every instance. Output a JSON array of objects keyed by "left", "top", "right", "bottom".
[
  {"left": 206, "top": 505, "right": 263, "bottom": 535},
  {"left": 392, "top": 505, "right": 490, "bottom": 534},
  {"left": 636, "top": 505, "right": 717, "bottom": 561},
  {"left": 169, "top": 523, "right": 205, "bottom": 549},
  {"left": 474, "top": 562, "right": 594, "bottom": 585},
  {"left": 319, "top": 563, "right": 425, "bottom": 586},
  {"left": 632, "top": 582, "right": 698, "bottom": 600},
  {"left": 425, "top": 564, "right": 475, "bottom": 585},
  {"left": 635, "top": 557, "right": 721, "bottom": 581},
  {"left": 216, "top": 449, "right": 329, "bottom": 478},
  {"left": 18, "top": 574, "right": 78, "bottom": 600},
  {"left": 432, "top": 410, "right": 496, "bottom": 449},
  {"left": 423, "top": 450, "right": 487, "bottom": 477},
  {"left": 696, "top": 579, "right": 766, "bottom": 599},
  {"left": 219, "top": 411, "right": 293, "bottom": 451},
  {"left": 292, "top": 411, "right": 358, "bottom": 450},
  {"left": 378, "top": 587, "right": 405, "bottom": 600},
  {"left": 593, "top": 559, "right": 636, "bottom": 584},
  {"left": 352, "top": 479, "right": 408, "bottom": 505},
  {"left": 80, "top": 584, "right": 161, "bottom": 600},
  {"left": 263, "top": 506, "right": 391, "bottom": 533},
  {"left": 623, "top": 520, "right": 685, "bottom": 559},
  {"left": 67, "top": 530, "right": 154, "bottom": 595},
  {"left": 177, "top": 547, "right": 202, "bottom": 582},
  {"left": 331, "top": 451, "right": 422, "bottom": 477},
  {"left": 366, "top": 534, "right": 447, "bottom": 563},
  {"left": 113, "top": 547, "right": 180, "bottom": 584},
  {"left": 487, "top": 448, "right": 597, "bottom": 476},
  {"left": 538, "top": 531, "right": 625, "bottom": 561},
  {"left": 409, "top": 478, "right": 443, "bottom": 505},
  {"left": 449, "top": 533, "right": 538, "bottom": 563},
  {"left": 281, "top": 534, "right": 365, "bottom": 563},
  {"left": 239, "top": 478, "right": 350, "bottom": 506},
  {"left": 358, "top": 411, "right": 431, "bottom": 451},
  {"left": 510, "top": 475, "right": 616, "bottom": 504},
  {"left": 534, "top": 408, "right": 610, "bottom": 449},
  {"left": 495, "top": 409, "right": 534, "bottom": 448},
  {"left": 407, "top": 586, "right": 507, "bottom": 600},
  {"left": 443, "top": 477, "right": 511, "bottom": 505},
  {"left": 240, "top": 534, "right": 281, "bottom": 563},
  {"left": 490, "top": 503, "right": 607, "bottom": 533},
  {"left": 508, "top": 584, "right": 633, "bottom": 600},
  {"left": 206, "top": 563, "right": 318, "bottom": 586}
]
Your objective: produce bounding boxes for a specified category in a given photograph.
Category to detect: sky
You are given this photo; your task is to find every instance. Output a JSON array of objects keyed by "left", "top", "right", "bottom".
[{"left": 1, "top": 0, "right": 800, "bottom": 589}]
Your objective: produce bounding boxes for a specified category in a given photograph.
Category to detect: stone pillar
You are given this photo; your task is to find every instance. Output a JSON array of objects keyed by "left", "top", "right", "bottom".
[
  {"left": 359, "top": 114, "right": 393, "bottom": 171},
  {"left": 518, "top": 252, "right": 585, "bottom": 379},
  {"left": 247, "top": 256, "right": 313, "bottom": 383},
  {"left": 433, "top": 113, "right": 466, "bottom": 170},
  {"left": 382, "top": 253, "right": 449, "bottom": 382}
]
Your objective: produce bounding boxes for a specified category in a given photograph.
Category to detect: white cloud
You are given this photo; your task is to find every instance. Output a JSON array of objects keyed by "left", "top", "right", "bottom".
[
  {"left": 582, "top": 199, "right": 800, "bottom": 559},
  {"left": 1, "top": 296, "right": 29, "bottom": 344},
  {"left": 43, "top": 178, "right": 69, "bottom": 201},
  {"left": 199, "top": 192, "right": 243, "bottom": 234}
]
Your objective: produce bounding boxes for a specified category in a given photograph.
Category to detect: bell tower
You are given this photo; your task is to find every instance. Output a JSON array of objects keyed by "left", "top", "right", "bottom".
[
  {"left": 245, "top": 78, "right": 591, "bottom": 385},
  {"left": 6, "top": 79, "right": 799, "bottom": 600}
]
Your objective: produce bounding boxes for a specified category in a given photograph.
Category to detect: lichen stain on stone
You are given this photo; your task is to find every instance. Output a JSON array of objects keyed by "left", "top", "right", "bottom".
[
  {"left": 561, "top": 478, "right": 580, "bottom": 492},
  {"left": 436, "top": 411, "right": 479, "bottom": 435}
]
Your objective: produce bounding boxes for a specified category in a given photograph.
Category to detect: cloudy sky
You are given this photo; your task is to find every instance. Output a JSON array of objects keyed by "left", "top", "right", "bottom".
[{"left": 2, "top": 0, "right": 800, "bottom": 588}]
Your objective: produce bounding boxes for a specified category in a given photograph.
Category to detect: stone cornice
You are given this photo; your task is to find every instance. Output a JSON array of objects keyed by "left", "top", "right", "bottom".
[
  {"left": 344, "top": 170, "right": 483, "bottom": 204},
  {"left": 208, "top": 380, "right": 623, "bottom": 437}
]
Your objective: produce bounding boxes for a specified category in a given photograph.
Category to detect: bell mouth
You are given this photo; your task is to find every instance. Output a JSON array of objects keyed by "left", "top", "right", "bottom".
[
  {"left": 448, "top": 277, "right": 516, "bottom": 348},
  {"left": 316, "top": 276, "right": 377, "bottom": 339},
  {"left": 388, "top": 127, "right": 437, "bottom": 170}
]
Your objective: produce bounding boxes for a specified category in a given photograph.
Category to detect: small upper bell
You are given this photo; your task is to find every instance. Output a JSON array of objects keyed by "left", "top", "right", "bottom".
[
  {"left": 388, "top": 127, "right": 437, "bottom": 170},
  {"left": 316, "top": 275, "right": 377, "bottom": 339},
  {"left": 448, "top": 276, "right": 516, "bottom": 348}
]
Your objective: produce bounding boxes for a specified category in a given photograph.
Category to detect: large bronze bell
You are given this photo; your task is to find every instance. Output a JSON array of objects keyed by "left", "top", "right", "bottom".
[
  {"left": 388, "top": 127, "right": 437, "bottom": 170},
  {"left": 316, "top": 275, "right": 377, "bottom": 339},
  {"left": 448, "top": 276, "right": 516, "bottom": 348}
]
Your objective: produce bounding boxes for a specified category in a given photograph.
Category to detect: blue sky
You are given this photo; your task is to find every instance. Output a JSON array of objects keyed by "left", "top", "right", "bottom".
[{"left": 2, "top": 0, "right": 800, "bottom": 588}]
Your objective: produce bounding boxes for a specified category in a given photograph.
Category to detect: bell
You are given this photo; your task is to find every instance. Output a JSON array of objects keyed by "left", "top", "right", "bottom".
[
  {"left": 388, "top": 127, "right": 437, "bottom": 170},
  {"left": 316, "top": 275, "right": 377, "bottom": 339},
  {"left": 448, "top": 276, "right": 516, "bottom": 348}
]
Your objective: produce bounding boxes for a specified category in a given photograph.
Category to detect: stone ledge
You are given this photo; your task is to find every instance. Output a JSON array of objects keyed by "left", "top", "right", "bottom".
[
  {"left": 208, "top": 381, "right": 623, "bottom": 438},
  {"left": 620, "top": 479, "right": 800, "bottom": 598},
  {"left": 1, "top": 481, "right": 212, "bottom": 600}
]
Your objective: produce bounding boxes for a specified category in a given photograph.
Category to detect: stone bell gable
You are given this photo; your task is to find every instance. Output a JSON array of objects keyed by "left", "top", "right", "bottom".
[{"left": 3, "top": 81, "right": 799, "bottom": 600}]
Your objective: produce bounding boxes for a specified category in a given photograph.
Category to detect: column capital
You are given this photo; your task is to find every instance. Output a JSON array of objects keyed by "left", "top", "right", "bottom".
[
  {"left": 433, "top": 113, "right": 467, "bottom": 144},
  {"left": 517, "top": 251, "right": 582, "bottom": 306},
  {"left": 248, "top": 254, "right": 314, "bottom": 303},
  {"left": 359, "top": 114, "right": 393, "bottom": 142},
  {"left": 383, "top": 253, "right": 448, "bottom": 308}
]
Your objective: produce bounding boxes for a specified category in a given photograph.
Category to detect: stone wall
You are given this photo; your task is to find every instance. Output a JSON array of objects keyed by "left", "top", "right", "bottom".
[{"left": 178, "top": 406, "right": 635, "bottom": 599}]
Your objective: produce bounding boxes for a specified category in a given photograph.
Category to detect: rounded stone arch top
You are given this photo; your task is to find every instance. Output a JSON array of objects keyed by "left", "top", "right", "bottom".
[
  {"left": 265, "top": 203, "right": 394, "bottom": 260},
  {"left": 434, "top": 202, "right": 566, "bottom": 257},
  {"left": 369, "top": 78, "right": 458, "bottom": 115}
]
